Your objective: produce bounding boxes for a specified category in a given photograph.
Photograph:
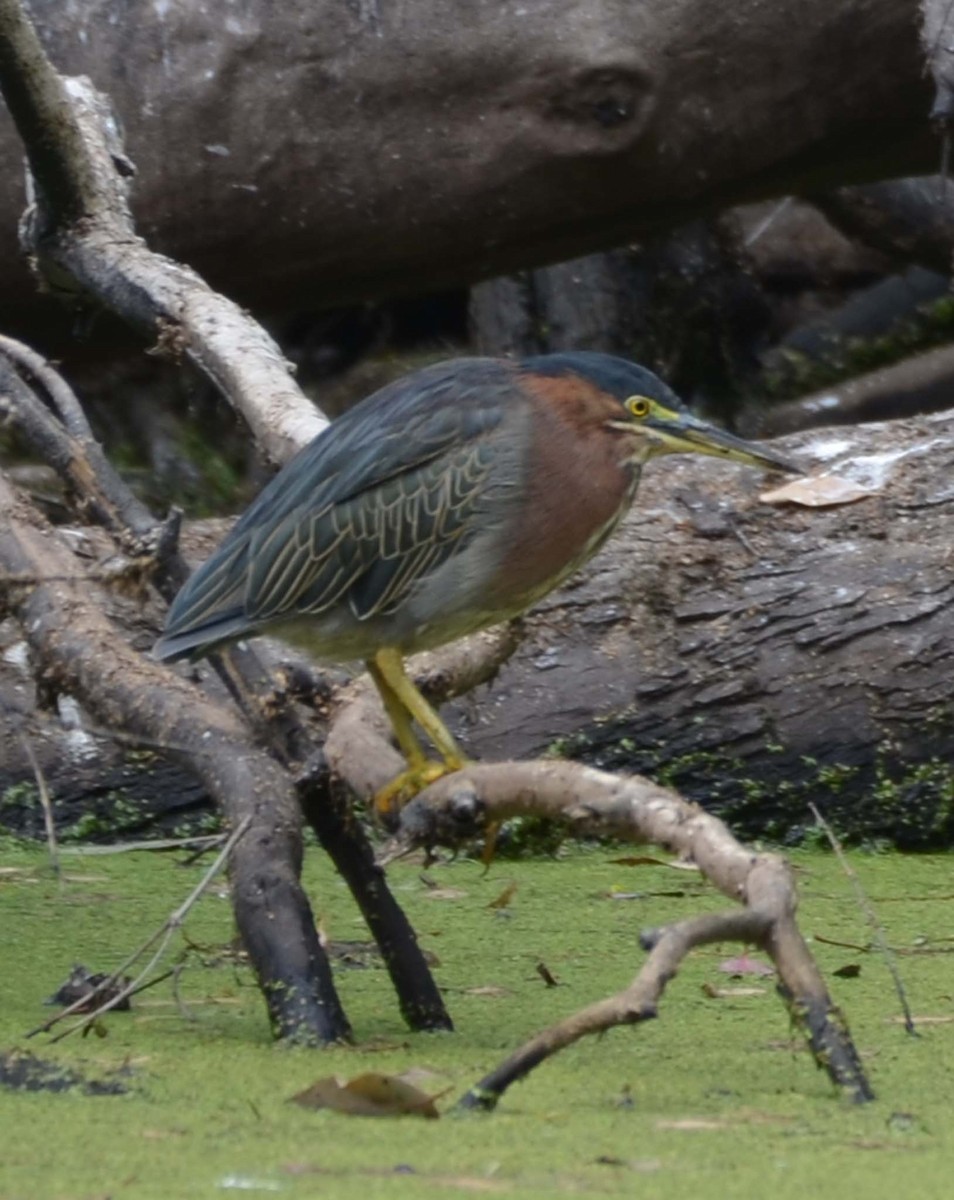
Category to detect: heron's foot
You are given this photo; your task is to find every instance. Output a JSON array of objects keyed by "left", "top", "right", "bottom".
[{"left": 373, "top": 758, "right": 467, "bottom": 820}]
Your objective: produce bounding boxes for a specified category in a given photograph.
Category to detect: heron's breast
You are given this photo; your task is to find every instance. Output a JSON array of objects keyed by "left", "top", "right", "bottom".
[{"left": 486, "top": 379, "right": 638, "bottom": 609}]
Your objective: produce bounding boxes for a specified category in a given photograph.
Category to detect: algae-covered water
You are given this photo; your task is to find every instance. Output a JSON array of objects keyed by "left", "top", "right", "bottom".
[{"left": 1, "top": 837, "right": 953, "bottom": 1200}]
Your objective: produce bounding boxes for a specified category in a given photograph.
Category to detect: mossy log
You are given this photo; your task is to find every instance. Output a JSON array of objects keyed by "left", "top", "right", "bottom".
[{"left": 442, "top": 410, "right": 954, "bottom": 848}]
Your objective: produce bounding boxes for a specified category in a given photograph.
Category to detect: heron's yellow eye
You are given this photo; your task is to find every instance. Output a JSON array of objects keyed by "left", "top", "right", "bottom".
[{"left": 627, "top": 397, "right": 651, "bottom": 419}]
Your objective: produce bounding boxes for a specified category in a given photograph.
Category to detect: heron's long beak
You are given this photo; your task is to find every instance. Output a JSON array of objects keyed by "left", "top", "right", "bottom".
[{"left": 645, "top": 408, "right": 801, "bottom": 474}]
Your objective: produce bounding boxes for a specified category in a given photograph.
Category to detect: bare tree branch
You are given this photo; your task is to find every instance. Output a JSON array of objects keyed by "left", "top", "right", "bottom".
[
  {"left": 0, "top": 0, "right": 458, "bottom": 1040},
  {"left": 0, "top": 468, "right": 354, "bottom": 1043},
  {"left": 0, "top": 1, "right": 324, "bottom": 463},
  {"left": 0, "top": 337, "right": 453, "bottom": 1039},
  {"left": 384, "top": 761, "right": 872, "bottom": 1106},
  {"left": 0, "top": 0, "right": 99, "bottom": 223}
]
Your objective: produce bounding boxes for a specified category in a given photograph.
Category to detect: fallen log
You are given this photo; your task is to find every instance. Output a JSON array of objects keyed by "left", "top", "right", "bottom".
[{"left": 0, "top": 0, "right": 935, "bottom": 330}]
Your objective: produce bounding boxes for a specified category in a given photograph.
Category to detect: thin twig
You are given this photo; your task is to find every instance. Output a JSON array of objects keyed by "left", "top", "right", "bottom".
[
  {"left": 809, "top": 802, "right": 916, "bottom": 1036},
  {"left": 744, "top": 196, "right": 793, "bottom": 247},
  {"left": 0, "top": 333, "right": 93, "bottom": 438},
  {"left": 61, "top": 834, "right": 226, "bottom": 856},
  {"left": 18, "top": 732, "right": 59, "bottom": 879},
  {"left": 28, "top": 814, "right": 251, "bottom": 1041},
  {"left": 171, "top": 961, "right": 197, "bottom": 1023},
  {"left": 123, "top": 967, "right": 176, "bottom": 1003}
]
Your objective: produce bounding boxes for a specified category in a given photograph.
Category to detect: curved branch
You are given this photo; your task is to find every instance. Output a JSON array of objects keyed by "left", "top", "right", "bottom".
[
  {"left": 0, "top": 0, "right": 98, "bottom": 223},
  {"left": 385, "top": 761, "right": 872, "bottom": 1106},
  {"left": 0, "top": 339, "right": 157, "bottom": 539},
  {"left": 0, "top": 0, "right": 323, "bottom": 462}
]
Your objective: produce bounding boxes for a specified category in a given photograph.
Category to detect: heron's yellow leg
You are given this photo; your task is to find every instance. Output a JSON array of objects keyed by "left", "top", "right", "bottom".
[
  {"left": 366, "top": 655, "right": 428, "bottom": 767},
  {"left": 371, "top": 648, "right": 467, "bottom": 766},
  {"left": 367, "top": 647, "right": 468, "bottom": 817}
]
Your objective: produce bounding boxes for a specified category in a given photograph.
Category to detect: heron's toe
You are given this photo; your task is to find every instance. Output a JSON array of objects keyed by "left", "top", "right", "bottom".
[{"left": 373, "top": 759, "right": 466, "bottom": 820}]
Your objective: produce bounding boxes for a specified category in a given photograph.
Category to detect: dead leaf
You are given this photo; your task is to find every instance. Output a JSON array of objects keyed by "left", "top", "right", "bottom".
[
  {"left": 46, "top": 964, "right": 132, "bottom": 1011},
  {"left": 833, "top": 963, "right": 862, "bottom": 978},
  {"left": 535, "top": 961, "right": 559, "bottom": 987},
  {"left": 463, "top": 985, "right": 512, "bottom": 998},
  {"left": 760, "top": 474, "right": 876, "bottom": 507},
  {"left": 487, "top": 882, "right": 518, "bottom": 909},
  {"left": 395, "top": 1066, "right": 448, "bottom": 1091},
  {"left": 609, "top": 855, "right": 699, "bottom": 872},
  {"left": 595, "top": 1157, "right": 662, "bottom": 1173},
  {"left": 424, "top": 1177, "right": 510, "bottom": 1193},
  {"left": 655, "top": 1117, "right": 729, "bottom": 1131},
  {"left": 718, "top": 954, "right": 774, "bottom": 978},
  {"left": 291, "top": 1071, "right": 442, "bottom": 1118}
]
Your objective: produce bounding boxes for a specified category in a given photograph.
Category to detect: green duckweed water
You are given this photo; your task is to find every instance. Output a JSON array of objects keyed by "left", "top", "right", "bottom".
[{"left": 1, "top": 839, "right": 953, "bottom": 1200}]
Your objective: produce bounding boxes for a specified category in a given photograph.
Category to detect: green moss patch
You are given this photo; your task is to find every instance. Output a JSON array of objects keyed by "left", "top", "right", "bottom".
[{"left": 1, "top": 839, "right": 954, "bottom": 1199}]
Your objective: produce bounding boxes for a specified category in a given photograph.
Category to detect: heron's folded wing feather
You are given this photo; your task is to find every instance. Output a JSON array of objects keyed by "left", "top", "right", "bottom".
[{"left": 246, "top": 440, "right": 495, "bottom": 622}]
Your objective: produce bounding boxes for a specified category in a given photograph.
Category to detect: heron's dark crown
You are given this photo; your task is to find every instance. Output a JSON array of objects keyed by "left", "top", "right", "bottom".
[{"left": 519, "top": 352, "right": 683, "bottom": 410}]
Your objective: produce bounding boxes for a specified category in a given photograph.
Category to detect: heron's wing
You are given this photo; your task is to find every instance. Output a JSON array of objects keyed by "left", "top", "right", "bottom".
[
  {"left": 245, "top": 437, "right": 497, "bottom": 622},
  {"left": 156, "top": 359, "right": 514, "bottom": 657}
]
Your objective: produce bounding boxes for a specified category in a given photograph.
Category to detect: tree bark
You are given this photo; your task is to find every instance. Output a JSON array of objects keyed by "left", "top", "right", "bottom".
[
  {"left": 0, "top": 0, "right": 935, "bottom": 328},
  {"left": 436, "top": 409, "right": 954, "bottom": 846},
  {"left": 811, "top": 177, "right": 954, "bottom": 275}
]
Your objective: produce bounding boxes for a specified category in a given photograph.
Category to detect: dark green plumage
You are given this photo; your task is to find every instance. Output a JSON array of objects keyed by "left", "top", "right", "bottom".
[
  {"left": 155, "top": 357, "right": 513, "bottom": 661},
  {"left": 154, "top": 351, "right": 793, "bottom": 668}
]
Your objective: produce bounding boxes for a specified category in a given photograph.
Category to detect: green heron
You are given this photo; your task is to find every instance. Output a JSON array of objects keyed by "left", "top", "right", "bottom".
[{"left": 154, "top": 352, "right": 798, "bottom": 812}]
